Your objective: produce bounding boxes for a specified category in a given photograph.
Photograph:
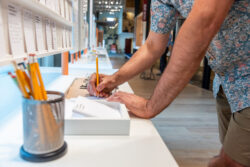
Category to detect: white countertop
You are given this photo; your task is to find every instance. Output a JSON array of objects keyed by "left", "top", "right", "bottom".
[{"left": 0, "top": 59, "right": 178, "bottom": 167}]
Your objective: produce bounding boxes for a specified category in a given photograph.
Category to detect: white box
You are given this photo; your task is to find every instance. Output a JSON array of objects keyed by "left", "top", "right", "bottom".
[
  {"left": 47, "top": 75, "right": 131, "bottom": 136},
  {"left": 65, "top": 101, "right": 130, "bottom": 136}
]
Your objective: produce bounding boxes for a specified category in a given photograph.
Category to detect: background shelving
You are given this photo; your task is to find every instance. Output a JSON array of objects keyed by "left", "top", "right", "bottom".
[
  {"left": 8, "top": 0, "right": 73, "bottom": 28},
  {"left": 0, "top": 0, "right": 74, "bottom": 67},
  {"left": 0, "top": 48, "right": 73, "bottom": 66}
]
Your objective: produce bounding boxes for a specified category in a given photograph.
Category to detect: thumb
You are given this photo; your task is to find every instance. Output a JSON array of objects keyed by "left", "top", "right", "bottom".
[{"left": 96, "top": 82, "right": 107, "bottom": 92}]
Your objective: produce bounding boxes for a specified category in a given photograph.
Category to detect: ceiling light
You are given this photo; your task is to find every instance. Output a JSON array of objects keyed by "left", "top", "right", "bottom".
[{"left": 107, "top": 17, "right": 115, "bottom": 21}]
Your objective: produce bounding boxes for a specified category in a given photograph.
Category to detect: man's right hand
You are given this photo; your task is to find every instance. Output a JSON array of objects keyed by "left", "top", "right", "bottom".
[{"left": 87, "top": 73, "right": 118, "bottom": 97}]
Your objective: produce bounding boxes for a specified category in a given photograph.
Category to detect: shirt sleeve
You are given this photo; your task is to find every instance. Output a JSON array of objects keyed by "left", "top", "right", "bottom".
[{"left": 151, "top": 0, "right": 179, "bottom": 34}]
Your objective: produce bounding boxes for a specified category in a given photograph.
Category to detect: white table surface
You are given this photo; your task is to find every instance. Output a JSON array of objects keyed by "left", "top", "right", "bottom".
[{"left": 0, "top": 68, "right": 178, "bottom": 167}]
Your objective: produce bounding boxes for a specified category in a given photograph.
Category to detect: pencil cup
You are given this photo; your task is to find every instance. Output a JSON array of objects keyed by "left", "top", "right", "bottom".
[{"left": 20, "top": 91, "right": 67, "bottom": 162}]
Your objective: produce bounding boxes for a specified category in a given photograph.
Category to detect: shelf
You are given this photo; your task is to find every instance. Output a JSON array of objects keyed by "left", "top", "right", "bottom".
[
  {"left": 0, "top": 48, "right": 72, "bottom": 67},
  {"left": 0, "top": 55, "right": 27, "bottom": 67},
  {"left": 36, "top": 48, "right": 73, "bottom": 58},
  {"left": 9, "top": 0, "right": 72, "bottom": 28}
]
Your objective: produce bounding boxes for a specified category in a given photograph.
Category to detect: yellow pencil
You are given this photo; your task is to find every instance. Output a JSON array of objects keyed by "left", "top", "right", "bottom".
[
  {"left": 96, "top": 55, "right": 99, "bottom": 87},
  {"left": 22, "top": 71, "right": 32, "bottom": 93},
  {"left": 35, "top": 62, "right": 47, "bottom": 100},
  {"left": 29, "top": 54, "right": 47, "bottom": 100},
  {"left": 30, "top": 63, "right": 40, "bottom": 100},
  {"left": 12, "top": 62, "right": 30, "bottom": 99}
]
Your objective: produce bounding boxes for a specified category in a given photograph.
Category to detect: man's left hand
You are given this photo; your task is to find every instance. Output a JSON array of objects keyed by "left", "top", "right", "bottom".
[{"left": 107, "top": 91, "right": 154, "bottom": 119}]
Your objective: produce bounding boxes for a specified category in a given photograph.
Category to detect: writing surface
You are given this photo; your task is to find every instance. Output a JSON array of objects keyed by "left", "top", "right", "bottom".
[
  {"left": 7, "top": 3, "right": 25, "bottom": 56},
  {"left": 23, "top": 9, "right": 35, "bottom": 53},
  {"left": 34, "top": 15, "right": 45, "bottom": 52},
  {"left": 71, "top": 97, "right": 121, "bottom": 118},
  {"left": 45, "top": 18, "right": 52, "bottom": 51}
]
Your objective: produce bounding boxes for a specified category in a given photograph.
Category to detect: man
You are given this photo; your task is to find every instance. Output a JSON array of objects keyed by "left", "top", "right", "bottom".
[{"left": 88, "top": 0, "right": 249, "bottom": 166}]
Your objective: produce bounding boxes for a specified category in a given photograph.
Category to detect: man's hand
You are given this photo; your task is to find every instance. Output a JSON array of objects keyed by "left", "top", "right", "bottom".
[
  {"left": 87, "top": 73, "right": 117, "bottom": 97},
  {"left": 107, "top": 91, "right": 154, "bottom": 119}
]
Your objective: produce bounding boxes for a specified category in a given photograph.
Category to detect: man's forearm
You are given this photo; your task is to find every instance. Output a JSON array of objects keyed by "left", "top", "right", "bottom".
[
  {"left": 113, "top": 32, "right": 169, "bottom": 86},
  {"left": 146, "top": 0, "right": 234, "bottom": 117}
]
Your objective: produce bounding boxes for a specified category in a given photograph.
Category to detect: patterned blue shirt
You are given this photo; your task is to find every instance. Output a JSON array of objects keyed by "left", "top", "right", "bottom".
[{"left": 151, "top": 0, "right": 250, "bottom": 112}]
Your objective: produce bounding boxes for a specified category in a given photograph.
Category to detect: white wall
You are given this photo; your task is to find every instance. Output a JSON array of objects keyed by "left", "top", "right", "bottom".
[{"left": 117, "top": 32, "right": 133, "bottom": 53}]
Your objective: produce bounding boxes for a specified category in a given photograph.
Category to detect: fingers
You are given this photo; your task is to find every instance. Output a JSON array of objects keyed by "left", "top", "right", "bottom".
[
  {"left": 107, "top": 94, "right": 121, "bottom": 102},
  {"left": 99, "top": 91, "right": 110, "bottom": 98},
  {"left": 107, "top": 91, "right": 129, "bottom": 103},
  {"left": 87, "top": 73, "right": 116, "bottom": 98},
  {"left": 96, "top": 82, "right": 107, "bottom": 92},
  {"left": 87, "top": 73, "right": 111, "bottom": 97},
  {"left": 107, "top": 92, "right": 135, "bottom": 112},
  {"left": 88, "top": 73, "right": 98, "bottom": 96}
]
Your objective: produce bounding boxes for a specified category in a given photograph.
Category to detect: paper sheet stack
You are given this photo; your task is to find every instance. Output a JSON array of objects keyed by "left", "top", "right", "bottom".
[{"left": 65, "top": 96, "right": 122, "bottom": 119}]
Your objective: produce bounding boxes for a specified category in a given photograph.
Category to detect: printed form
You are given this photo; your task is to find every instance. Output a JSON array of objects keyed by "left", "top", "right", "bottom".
[
  {"left": 34, "top": 15, "right": 45, "bottom": 52},
  {"left": 45, "top": 18, "right": 52, "bottom": 51},
  {"left": 23, "top": 9, "right": 35, "bottom": 53},
  {"left": 51, "top": 21, "right": 57, "bottom": 50},
  {"left": 7, "top": 3, "right": 25, "bottom": 56}
]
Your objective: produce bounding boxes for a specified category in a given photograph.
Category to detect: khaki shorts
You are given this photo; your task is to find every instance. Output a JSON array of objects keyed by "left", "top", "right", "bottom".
[{"left": 216, "top": 87, "right": 250, "bottom": 166}]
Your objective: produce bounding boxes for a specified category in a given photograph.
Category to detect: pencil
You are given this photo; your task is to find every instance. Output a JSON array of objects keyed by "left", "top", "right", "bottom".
[
  {"left": 18, "top": 62, "right": 32, "bottom": 94},
  {"left": 12, "top": 61, "right": 30, "bottom": 99},
  {"left": 30, "top": 63, "right": 43, "bottom": 100},
  {"left": 35, "top": 62, "right": 47, "bottom": 100},
  {"left": 29, "top": 54, "right": 47, "bottom": 100},
  {"left": 96, "top": 55, "right": 99, "bottom": 87}
]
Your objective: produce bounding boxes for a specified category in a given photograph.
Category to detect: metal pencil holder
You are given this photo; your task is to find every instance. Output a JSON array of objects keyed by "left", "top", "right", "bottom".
[{"left": 20, "top": 91, "right": 67, "bottom": 162}]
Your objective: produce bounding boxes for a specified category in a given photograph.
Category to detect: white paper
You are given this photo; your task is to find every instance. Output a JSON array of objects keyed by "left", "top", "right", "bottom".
[
  {"left": 65, "top": 1, "right": 69, "bottom": 21},
  {"left": 54, "top": 0, "right": 60, "bottom": 14},
  {"left": 23, "top": 9, "right": 35, "bottom": 53},
  {"left": 51, "top": 1, "right": 55, "bottom": 11},
  {"left": 67, "top": 96, "right": 121, "bottom": 119},
  {"left": 34, "top": 15, "right": 45, "bottom": 51},
  {"left": 60, "top": 0, "right": 65, "bottom": 18},
  {"left": 62, "top": 28, "right": 66, "bottom": 48},
  {"left": 39, "top": 0, "right": 46, "bottom": 5},
  {"left": 65, "top": 30, "right": 69, "bottom": 48},
  {"left": 7, "top": 3, "right": 25, "bottom": 56},
  {"left": 51, "top": 21, "right": 57, "bottom": 49},
  {"left": 45, "top": 18, "right": 52, "bottom": 50},
  {"left": 68, "top": 4, "right": 71, "bottom": 21},
  {"left": 0, "top": 3, "right": 6, "bottom": 58},
  {"left": 69, "top": 30, "right": 72, "bottom": 47},
  {"left": 46, "top": 0, "right": 55, "bottom": 12}
]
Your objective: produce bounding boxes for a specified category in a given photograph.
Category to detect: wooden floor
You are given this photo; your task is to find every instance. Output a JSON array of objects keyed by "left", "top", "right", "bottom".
[{"left": 110, "top": 54, "right": 221, "bottom": 167}]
